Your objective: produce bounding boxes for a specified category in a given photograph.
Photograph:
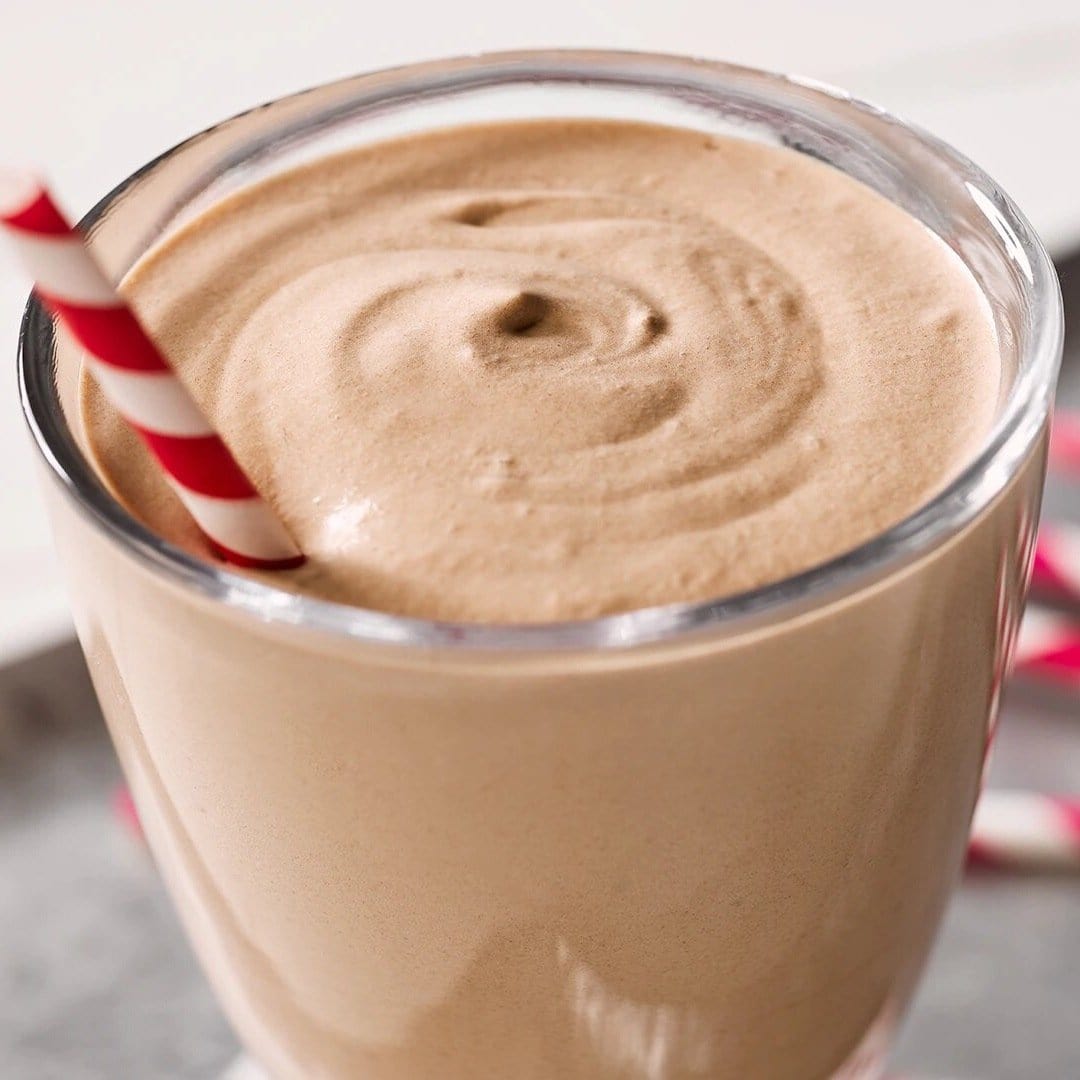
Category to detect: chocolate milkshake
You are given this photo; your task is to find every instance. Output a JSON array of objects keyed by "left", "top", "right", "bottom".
[
  {"left": 85, "top": 120, "right": 1000, "bottom": 621},
  {"left": 22, "top": 55, "right": 1058, "bottom": 1080}
]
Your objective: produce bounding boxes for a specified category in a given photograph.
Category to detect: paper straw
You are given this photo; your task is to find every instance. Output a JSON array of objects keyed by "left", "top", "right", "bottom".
[
  {"left": 1030, "top": 410, "right": 1080, "bottom": 603},
  {"left": 1012, "top": 608, "right": 1080, "bottom": 688},
  {"left": 0, "top": 172, "right": 304, "bottom": 570},
  {"left": 969, "top": 790, "right": 1080, "bottom": 872},
  {"left": 1031, "top": 523, "right": 1080, "bottom": 604},
  {"left": 112, "top": 785, "right": 145, "bottom": 846},
  {"left": 1049, "top": 410, "right": 1080, "bottom": 477}
]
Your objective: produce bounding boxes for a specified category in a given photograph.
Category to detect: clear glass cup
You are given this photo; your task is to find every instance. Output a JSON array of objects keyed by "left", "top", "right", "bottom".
[{"left": 19, "top": 51, "right": 1062, "bottom": 1080}]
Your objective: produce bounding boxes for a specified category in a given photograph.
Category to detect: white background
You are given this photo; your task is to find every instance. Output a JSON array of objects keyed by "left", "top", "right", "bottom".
[{"left": 3, "top": 0, "right": 1079, "bottom": 660}]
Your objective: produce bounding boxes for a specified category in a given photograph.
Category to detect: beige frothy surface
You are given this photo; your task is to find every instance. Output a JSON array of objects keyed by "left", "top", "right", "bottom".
[{"left": 84, "top": 120, "right": 1002, "bottom": 621}]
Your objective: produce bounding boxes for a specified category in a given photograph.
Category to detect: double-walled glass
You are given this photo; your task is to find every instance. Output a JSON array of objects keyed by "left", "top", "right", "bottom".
[{"left": 19, "top": 52, "right": 1062, "bottom": 1079}]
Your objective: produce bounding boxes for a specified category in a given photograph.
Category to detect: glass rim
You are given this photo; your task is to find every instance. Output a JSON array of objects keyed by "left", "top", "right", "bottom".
[{"left": 18, "top": 48, "right": 1064, "bottom": 653}]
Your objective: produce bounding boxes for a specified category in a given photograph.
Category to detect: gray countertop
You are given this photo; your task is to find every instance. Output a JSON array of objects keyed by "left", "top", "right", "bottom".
[{"left": 2, "top": 265, "right": 1079, "bottom": 1080}]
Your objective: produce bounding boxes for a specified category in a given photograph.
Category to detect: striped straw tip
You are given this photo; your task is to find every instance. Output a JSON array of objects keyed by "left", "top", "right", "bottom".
[{"left": 0, "top": 169, "right": 44, "bottom": 220}]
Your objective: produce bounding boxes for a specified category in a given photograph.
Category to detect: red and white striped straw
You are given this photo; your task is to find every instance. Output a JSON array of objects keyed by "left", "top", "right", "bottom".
[
  {"left": 1012, "top": 608, "right": 1080, "bottom": 688},
  {"left": 1049, "top": 410, "right": 1080, "bottom": 477},
  {"left": 1031, "top": 523, "right": 1080, "bottom": 605},
  {"left": 969, "top": 790, "right": 1080, "bottom": 872},
  {"left": 0, "top": 173, "right": 303, "bottom": 570}
]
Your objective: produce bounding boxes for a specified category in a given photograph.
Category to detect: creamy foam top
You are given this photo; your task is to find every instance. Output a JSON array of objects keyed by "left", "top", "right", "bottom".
[{"left": 84, "top": 120, "right": 1002, "bottom": 621}]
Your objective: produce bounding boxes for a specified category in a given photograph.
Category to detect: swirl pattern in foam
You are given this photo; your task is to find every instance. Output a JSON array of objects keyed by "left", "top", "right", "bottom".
[{"left": 84, "top": 120, "right": 1002, "bottom": 621}]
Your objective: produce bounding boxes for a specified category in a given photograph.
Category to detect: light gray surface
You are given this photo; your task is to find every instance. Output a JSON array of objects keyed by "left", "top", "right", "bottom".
[
  {"left": 2, "top": 267, "right": 1079, "bottom": 1080},
  {"left": 0, "top": 645, "right": 234, "bottom": 1080}
]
